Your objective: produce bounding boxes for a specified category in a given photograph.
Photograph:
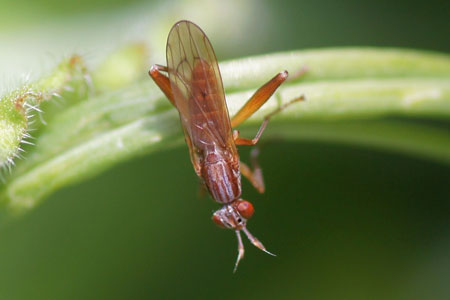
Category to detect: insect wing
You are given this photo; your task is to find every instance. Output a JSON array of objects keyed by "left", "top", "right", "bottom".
[{"left": 166, "top": 21, "right": 235, "bottom": 168}]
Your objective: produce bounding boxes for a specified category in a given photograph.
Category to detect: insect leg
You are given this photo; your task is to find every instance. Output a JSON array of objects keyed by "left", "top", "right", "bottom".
[
  {"left": 231, "top": 71, "right": 289, "bottom": 128},
  {"left": 148, "top": 64, "right": 176, "bottom": 107},
  {"left": 240, "top": 147, "right": 265, "bottom": 193},
  {"left": 233, "top": 95, "right": 305, "bottom": 146}
]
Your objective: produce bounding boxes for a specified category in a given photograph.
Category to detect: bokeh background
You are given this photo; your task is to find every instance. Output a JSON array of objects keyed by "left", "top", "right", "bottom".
[{"left": 0, "top": 0, "right": 449, "bottom": 299}]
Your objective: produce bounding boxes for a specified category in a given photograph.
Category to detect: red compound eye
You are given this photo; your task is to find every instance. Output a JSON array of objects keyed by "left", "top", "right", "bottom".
[
  {"left": 234, "top": 200, "right": 254, "bottom": 219},
  {"left": 212, "top": 214, "right": 226, "bottom": 228}
]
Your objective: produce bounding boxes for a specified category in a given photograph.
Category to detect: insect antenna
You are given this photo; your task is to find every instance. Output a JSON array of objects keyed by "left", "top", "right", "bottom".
[
  {"left": 233, "top": 227, "right": 276, "bottom": 273},
  {"left": 233, "top": 230, "right": 245, "bottom": 273},
  {"left": 242, "top": 227, "right": 276, "bottom": 257}
]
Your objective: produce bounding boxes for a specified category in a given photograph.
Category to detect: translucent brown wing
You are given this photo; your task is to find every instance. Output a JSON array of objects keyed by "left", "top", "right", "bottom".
[{"left": 166, "top": 20, "right": 236, "bottom": 173}]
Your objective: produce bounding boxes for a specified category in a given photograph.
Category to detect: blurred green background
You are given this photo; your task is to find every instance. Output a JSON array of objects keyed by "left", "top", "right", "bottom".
[{"left": 0, "top": 0, "right": 449, "bottom": 299}]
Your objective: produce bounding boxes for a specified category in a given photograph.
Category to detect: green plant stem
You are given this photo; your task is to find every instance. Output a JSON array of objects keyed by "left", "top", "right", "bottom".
[
  {"left": 0, "top": 56, "right": 88, "bottom": 169},
  {"left": 1, "top": 48, "right": 449, "bottom": 213}
]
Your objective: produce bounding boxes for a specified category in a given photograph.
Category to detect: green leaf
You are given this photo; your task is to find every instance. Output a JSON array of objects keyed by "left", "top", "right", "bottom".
[{"left": 1, "top": 47, "right": 449, "bottom": 214}]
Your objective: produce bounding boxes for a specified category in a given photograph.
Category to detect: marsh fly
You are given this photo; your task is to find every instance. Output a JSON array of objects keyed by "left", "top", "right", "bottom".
[{"left": 149, "top": 20, "right": 304, "bottom": 272}]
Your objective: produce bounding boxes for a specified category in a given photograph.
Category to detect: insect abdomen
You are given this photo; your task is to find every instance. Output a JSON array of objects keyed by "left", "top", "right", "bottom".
[{"left": 202, "top": 152, "right": 241, "bottom": 204}]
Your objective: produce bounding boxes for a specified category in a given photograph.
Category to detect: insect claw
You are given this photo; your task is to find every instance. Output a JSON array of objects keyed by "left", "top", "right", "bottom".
[{"left": 234, "top": 230, "right": 245, "bottom": 273}]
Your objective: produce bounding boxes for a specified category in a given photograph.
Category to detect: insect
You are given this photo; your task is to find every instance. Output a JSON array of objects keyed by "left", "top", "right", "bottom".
[{"left": 149, "top": 20, "right": 304, "bottom": 271}]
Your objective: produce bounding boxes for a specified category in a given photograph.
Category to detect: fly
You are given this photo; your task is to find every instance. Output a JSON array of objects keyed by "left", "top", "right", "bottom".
[{"left": 149, "top": 20, "right": 304, "bottom": 272}]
